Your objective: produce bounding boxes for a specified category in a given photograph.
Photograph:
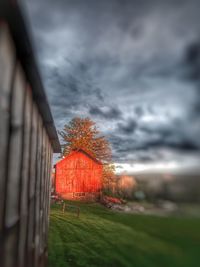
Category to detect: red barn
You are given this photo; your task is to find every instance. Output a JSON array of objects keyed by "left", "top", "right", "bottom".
[{"left": 55, "top": 150, "right": 103, "bottom": 201}]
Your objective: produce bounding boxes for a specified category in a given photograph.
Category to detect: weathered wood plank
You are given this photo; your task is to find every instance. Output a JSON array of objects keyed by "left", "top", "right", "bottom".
[
  {"left": 18, "top": 85, "right": 32, "bottom": 267},
  {"left": 34, "top": 115, "right": 43, "bottom": 267},
  {"left": 46, "top": 144, "right": 53, "bottom": 242},
  {"left": 26, "top": 101, "right": 39, "bottom": 267},
  {"left": 44, "top": 142, "right": 53, "bottom": 248},
  {"left": 2, "top": 224, "right": 19, "bottom": 267},
  {"left": 40, "top": 131, "right": 50, "bottom": 267},
  {"left": 3, "top": 62, "right": 26, "bottom": 267},
  {"left": 39, "top": 127, "right": 46, "bottom": 259},
  {"left": 5, "top": 62, "right": 26, "bottom": 227},
  {"left": 0, "top": 23, "right": 16, "bottom": 232},
  {"left": 41, "top": 132, "right": 49, "bottom": 258}
]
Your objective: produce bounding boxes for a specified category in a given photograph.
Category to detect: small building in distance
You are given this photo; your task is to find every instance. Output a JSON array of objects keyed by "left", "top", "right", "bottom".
[
  {"left": 117, "top": 175, "right": 137, "bottom": 198},
  {"left": 55, "top": 149, "right": 103, "bottom": 201}
]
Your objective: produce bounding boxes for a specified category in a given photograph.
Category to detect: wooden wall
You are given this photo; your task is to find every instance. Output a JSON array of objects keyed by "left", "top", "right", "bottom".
[
  {"left": 0, "top": 23, "right": 53, "bottom": 267},
  {"left": 55, "top": 151, "right": 102, "bottom": 201}
]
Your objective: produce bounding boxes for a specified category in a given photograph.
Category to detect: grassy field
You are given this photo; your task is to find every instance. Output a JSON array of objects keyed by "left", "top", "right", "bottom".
[{"left": 48, "top": 201, "right": 200, "bottom": 267}]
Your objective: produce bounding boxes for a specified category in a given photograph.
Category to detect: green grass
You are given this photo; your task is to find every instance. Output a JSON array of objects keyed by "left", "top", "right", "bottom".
[{"left": 48, "top": 201, "right": 200, "bottom": 267}]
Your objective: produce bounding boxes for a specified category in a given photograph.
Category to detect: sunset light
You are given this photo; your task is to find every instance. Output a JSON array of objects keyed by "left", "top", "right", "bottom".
[{"left": 1, "top": 1, "right": 200, "bottom": 267}]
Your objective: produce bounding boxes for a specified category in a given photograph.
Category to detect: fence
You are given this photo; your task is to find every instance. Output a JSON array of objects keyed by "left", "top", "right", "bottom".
[{"left": 0, "top": 1, "right": 60, "bottom": 267}]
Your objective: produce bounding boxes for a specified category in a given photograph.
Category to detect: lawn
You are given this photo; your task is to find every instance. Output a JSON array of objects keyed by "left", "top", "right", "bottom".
[{"left": 48, "top": 201, "right": 200, "bottom": 267}]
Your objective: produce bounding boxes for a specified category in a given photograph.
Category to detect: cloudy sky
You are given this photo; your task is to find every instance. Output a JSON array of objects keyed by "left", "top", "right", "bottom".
[{"left": 22, "top": 0, "right": 200, "bottom": 172}]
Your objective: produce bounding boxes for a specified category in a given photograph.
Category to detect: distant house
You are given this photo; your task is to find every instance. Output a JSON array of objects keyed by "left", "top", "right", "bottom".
[
  {"left": 117, "top": 175, "right": 137, "bottom": 198},
  {"left": 55, "top": 149, "right": 103, "bottom": 201}
]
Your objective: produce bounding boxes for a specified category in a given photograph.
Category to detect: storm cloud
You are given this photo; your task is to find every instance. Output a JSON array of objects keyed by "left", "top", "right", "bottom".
[
  {"left": 89, "top": 106, "right": 122, "bottom": 120},
  {"left": 22, "top": 0, "right": 200, "bottom": 169}
]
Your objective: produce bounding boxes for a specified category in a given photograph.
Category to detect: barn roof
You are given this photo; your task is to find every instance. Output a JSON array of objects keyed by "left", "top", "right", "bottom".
[
  {"left": 0, "top": 0, "right": 61, "bottom": 152},
  {"left": 55, "top": 149, "right": 103, "bottom": 166}
]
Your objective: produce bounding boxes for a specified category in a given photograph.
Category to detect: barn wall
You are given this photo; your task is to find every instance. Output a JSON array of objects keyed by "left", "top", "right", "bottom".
[
  {"left": 0, "top": 23, "right": 53, "bottom": 267},
  {"left": 55, "top": 152, "right": 103, "bottom": 201}
]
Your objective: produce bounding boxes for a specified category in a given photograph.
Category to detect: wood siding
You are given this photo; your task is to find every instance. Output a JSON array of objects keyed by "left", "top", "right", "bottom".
[
  {"left": 0, "top": 22, "right": 54, "bottom": 267},
  {"left": 55, "top": 151, "right": 103, "bottom": 201}
]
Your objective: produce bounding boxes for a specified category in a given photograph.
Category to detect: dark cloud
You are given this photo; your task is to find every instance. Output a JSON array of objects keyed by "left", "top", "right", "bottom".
[
  {"left": 140, "top": 137, "right": 199, "bottom": 152},
  {"left": 134, "top": 106, "right": 144, "bottom": 117},
  {"left": 108, "top": 114, "right": 200, "bottom": 164},
  {"left": 112, "top": 132, "right": 199, "bottom": 154},
  {"left": 89, "top": 106, "right": 122, "bottom": 120},
  {"left": 184, "top": 42, "right": 200, "bottom": 82},
  {"left": 183, "top": 41, "right": 200, "bottom": 118},
  {"left": 118, "top": 119, "right": 138, "bottom": 134},
  {"left": 22, "top": 0, "right": 200, "bottom": 168}
]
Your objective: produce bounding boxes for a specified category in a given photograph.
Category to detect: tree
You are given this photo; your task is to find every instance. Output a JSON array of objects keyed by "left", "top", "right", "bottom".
[
  {"left": 102, "top": 163, "right": 116, "bottom": 194},
  {"left": 59, "top": 117, "right": 112, "bottom": 162}
]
